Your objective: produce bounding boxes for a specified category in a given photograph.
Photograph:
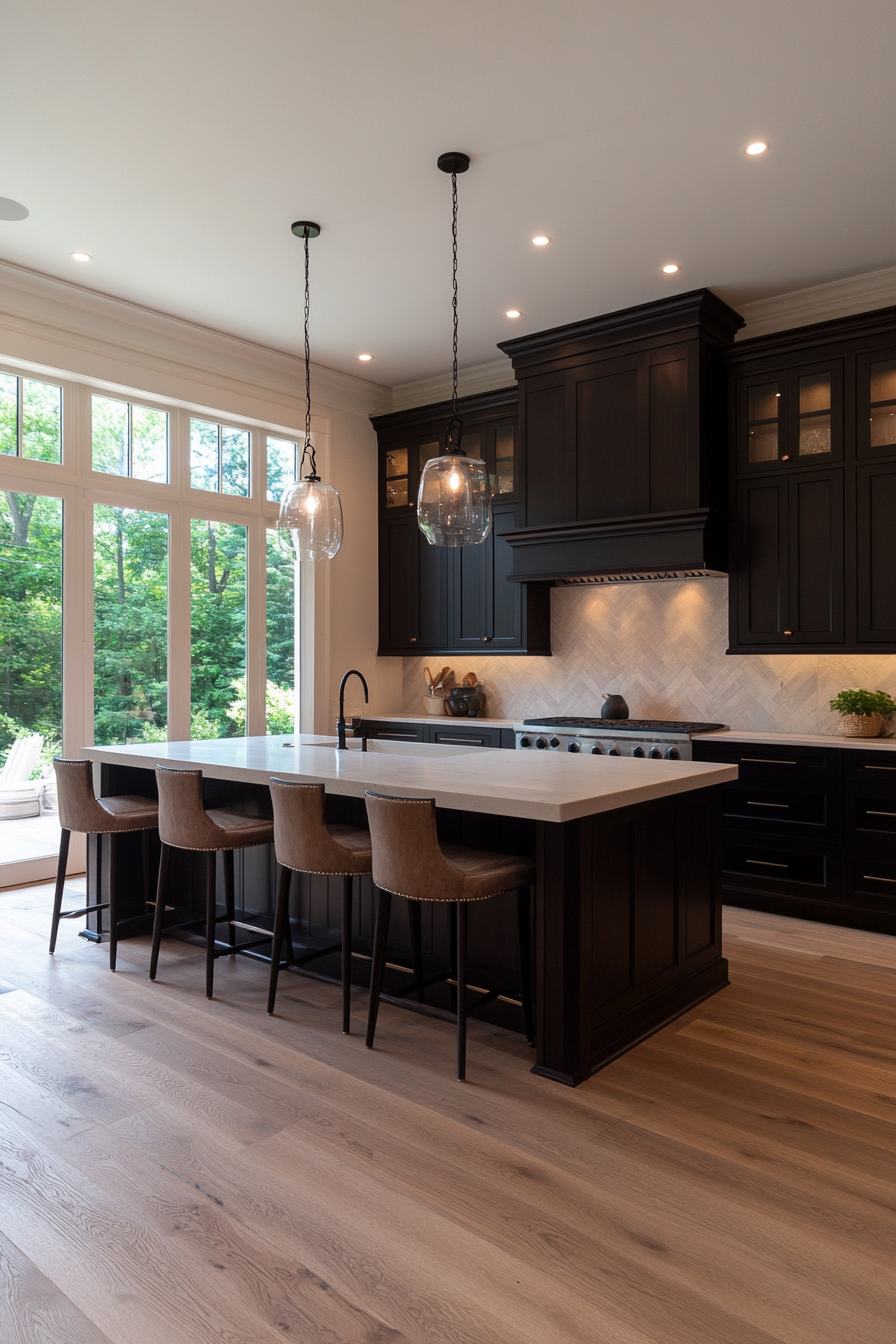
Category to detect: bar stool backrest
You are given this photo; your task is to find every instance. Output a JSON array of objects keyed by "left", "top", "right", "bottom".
[
  {"left": 155, "top": 765, "right": 222, "bottom": 851},
  {"left": 54, "top": 758, "right": 110, "bottom": 834},
  {"left": 364, "top": 792, "right": 465, "bottom": 903},
  {"left": 269, "top": 777, "right": 361, "bottom": 875}
]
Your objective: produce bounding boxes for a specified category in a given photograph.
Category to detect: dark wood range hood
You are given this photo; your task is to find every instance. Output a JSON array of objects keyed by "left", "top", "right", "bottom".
[{"left": 497, "top": 288, "right": 745, "bottom": 584}]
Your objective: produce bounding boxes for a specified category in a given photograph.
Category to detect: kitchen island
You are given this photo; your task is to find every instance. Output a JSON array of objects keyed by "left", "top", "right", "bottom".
[{"left": 84, "top": 735, "right": 737, "bottom": 1085}]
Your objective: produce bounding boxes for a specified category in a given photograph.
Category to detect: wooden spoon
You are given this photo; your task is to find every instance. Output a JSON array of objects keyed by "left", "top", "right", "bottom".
[
  {"left": 424, "top": 667, "right": 434, "bottom": 690},
  {"left": 463, "top": 672, "right": 478, "bottom": 687}
]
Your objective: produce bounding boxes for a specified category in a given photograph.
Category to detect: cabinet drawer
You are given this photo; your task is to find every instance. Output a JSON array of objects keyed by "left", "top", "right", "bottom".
[
  {"left": 693, "top": 740, "right": 837, "bottom": 784},
  {"left": 720, "top": 784, "right": 835, "bottom": 837},
  {"left": 429, "top": 724, "right": 503, "bottom": 749},
  {"left": 360, "top": 720, "right": 426, "bottom": 743},
  {"left": 845, "top": 847, "right": 896, "bottom": 912},
  {"left": 842, "top": 751, "right": 896, "bottom": 793},
  {"left": 721, "top": 833, "right": 840, "bottom": 903},
  {"left": 847, "top": 796, "right": 896, "bottom": 843}
]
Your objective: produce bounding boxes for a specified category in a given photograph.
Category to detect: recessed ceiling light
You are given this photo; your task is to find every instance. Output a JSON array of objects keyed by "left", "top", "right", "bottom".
[
  {"left": 505, "top": 309, "right": 521, "bottom": 318},
  {"left": 70, "top": 251, "right": 92, "bottom": 262},
  {"left": 745, "top": 141, "right": 768, "bottom": 156},
  {"left": 532, "top": 235, "right": 550, "bottom": 247},
  {"left": 661, "top": 264, "right": 679, "bottom": 274},
  {"left": 358, "top": 353, "right": 372, "bottom": 361}
]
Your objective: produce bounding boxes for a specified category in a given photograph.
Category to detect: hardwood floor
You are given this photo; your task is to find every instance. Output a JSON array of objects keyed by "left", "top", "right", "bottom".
[{"left": 0, "top": 880, "right": 893, "bottom": 1344}]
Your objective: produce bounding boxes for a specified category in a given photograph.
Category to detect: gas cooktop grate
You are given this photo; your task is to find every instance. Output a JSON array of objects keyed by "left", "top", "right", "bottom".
[{"left": 521, "top": 718, "right": 726, "bottom": 733}]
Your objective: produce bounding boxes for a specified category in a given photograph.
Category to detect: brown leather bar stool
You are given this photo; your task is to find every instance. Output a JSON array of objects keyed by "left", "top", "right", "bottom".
[
  {"left": 364, "top": 791, "right": 536, "bottom": 1081},
  {"left": 150, "top": 765, "right": 274, "bottom": 998},
  {"left": 268, "top": 778, "right": 380, "bottom": 1033},
  {"left": 50, "top": 758, "right": 159, "bottom": 970}
]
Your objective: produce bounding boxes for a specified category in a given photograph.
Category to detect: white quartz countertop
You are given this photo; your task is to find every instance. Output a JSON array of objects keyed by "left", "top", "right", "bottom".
[
  {"left": 700, "top": 729, "right": 896, "bottom": 752},
  {"left": 84, "top": 734, "right": 738, "bottom": 824}
]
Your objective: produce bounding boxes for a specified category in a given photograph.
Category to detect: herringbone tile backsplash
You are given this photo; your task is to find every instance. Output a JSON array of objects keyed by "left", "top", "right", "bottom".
[{"left": 403, "top": 578, "right": 896, "bottom": 733}]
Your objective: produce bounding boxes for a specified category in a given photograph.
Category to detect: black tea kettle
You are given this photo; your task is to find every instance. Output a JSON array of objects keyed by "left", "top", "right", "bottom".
[{"left": 601, "top": 692, "right": 629, "bottom": 720}]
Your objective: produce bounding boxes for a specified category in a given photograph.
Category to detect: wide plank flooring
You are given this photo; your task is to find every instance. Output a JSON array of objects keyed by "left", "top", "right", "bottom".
[{"left": 0, "top": 879, "right": 893, "bottom": 1344}]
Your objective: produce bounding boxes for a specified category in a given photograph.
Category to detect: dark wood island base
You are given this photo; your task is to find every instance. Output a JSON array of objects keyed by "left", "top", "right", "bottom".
[{"left": 85, "top": 749, "right": 728, "bottom": 1086}]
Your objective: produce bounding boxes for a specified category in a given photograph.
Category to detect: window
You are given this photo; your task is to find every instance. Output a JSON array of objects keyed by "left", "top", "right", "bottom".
[
  {"left": 190, "top": 418, "right": 250, "bottom": 496},
  {"left": 92, "top": 396, "right": 168, "bottom": 482},
  {"left": 93, "top": 506, "right": 168, "bottom": 745},
  {"left": 0, "top": 374, "right": 62, "bottom": 463},
  {"left": 190, "top": 519, "right": 247, "bottom": 738},
  {"left": 266, "top": 529, "right": 295, "bottom": 733},
  {"left": 267, "top": 436, "right": 298, "bottom": 502}
]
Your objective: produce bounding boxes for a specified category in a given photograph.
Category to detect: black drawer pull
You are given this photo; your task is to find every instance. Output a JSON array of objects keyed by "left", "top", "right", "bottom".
[
  {"left": 747, "top": 800, "right": 789, "bottom": 809},
  {"left": 746, "top": 858, "right": 789, "bottom": 869},
  {"left": 863, "top": 874, "right": 896, "bottom": 884},
  {"left": 865, "top": 765, "right": 896, "bottom": 772},
  {"left": 439, "top": 737, "right": 485, "bottom": 746},
  {"left": 867, "top": 810, "right": 896, "bottom": 817},
  {"left": 741, "top": 757, "right": 798, "bottom": 766}
]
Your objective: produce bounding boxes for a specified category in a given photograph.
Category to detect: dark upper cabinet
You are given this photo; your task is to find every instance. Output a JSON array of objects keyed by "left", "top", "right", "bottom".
[
  {"left": 500, "top": 290, "right": 744, "bottom": 531},
  {"left": 372, "top": 388, "right": 550, "bottom": 657},
  {"left": 728, "top": 306, "right": 896, "bottom": 653}
]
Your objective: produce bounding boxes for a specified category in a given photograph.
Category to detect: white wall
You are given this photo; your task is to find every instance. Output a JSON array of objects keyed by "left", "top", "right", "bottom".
[{"left": 0, "top": 259, "right": 402, "bottom": 734}]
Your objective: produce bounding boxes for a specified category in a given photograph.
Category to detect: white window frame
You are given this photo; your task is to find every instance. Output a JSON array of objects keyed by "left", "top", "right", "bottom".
[{"left": 0, "top": 356, "right": 323, "bottom": 884}]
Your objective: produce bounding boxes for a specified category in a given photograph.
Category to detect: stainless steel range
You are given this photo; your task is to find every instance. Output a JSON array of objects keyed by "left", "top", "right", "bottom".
[{"left": 514, "top": 717, "right": 728, "bottom": 761}]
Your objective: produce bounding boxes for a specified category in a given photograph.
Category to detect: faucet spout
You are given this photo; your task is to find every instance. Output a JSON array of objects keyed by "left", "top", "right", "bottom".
[{"left": 336, "top": 669, "right": 369, "bottom": 749}]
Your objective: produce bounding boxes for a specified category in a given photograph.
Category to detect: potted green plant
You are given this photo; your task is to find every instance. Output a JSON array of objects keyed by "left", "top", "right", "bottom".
[{"left": 828, "top": 688, "right": 896, "bottom": 738}]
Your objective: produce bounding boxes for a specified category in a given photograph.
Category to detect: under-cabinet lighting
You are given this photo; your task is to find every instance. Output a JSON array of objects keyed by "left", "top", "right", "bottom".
[
  {"left": 70, "top": 252, "right": 92, "bottom": 262},
  {"left": 661, "top": 264, "right": 679, "bottom": 274},
  {"left": 745, "top": 141, "right": 768, "bottom": 155},
  {"left": 532, "top": 235, "right": 550, "bottom": 246}
]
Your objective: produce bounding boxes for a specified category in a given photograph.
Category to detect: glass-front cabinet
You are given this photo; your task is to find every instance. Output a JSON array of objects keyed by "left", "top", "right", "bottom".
[
  {"left": 738, "top": 361, "right": 842, "bottom": 471},
  {"left": 858, "top": 352, "right": 896, "bottom": 458}
]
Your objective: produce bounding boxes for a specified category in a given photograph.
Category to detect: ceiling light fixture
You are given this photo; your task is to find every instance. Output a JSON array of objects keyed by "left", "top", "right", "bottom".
[
  {"left": 417, "top": 153, "right": 492, "bottom": 549},
  {"left": 745, "top": 141, "right": 768, "bottom": 155},
  {"left": 70, "top": 252, "right": 92, "bottom": 262},
  {"left": 532, "top": 235, "right": 550, "bottom": 246},
  {"left": 505, "top": 309, "right": 522, "bottom": 318},
  {"left": 277, "top": 221, "right": 343, "bottom": 562},
  {"left": 358, "top": 353, "right": 372, "bottom": 362},
  {"left": 661, "top": 264, "right": 679, "bottom": 274}
]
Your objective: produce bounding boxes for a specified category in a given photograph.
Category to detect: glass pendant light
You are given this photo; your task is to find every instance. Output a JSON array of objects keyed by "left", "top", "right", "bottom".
[
  {"left": 278, "top": 221, "right": 344, "bottom": 562},
  {"left": 417, "top": 153, "right": 492, "bottom": 548}
]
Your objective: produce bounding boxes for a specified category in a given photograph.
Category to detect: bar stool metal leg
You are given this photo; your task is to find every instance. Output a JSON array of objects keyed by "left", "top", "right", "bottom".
[
  {"left": 149, "top": 843, "right": 171, "bottom": 980},
  {"left": 205, "top": 852, "right": 217, "bottom": 999},
  {"left": 456, "top": 902, "right": 468, "bottom": 1082},
  {"left": 448, "top": 902, "right": 458, "bottom": 1013},
  {"left": 341, "top": 875, "right": 353, "bottom": 1034},
  {"left": 365, "top": 888, "right": 392, "bottom": 1049},
  {"left": 516, "top": 885, "right": 535, "bottom": 1046},
  {"left": 407, "top": 899, "right": 424, "bottom": 1002},
  {"left": 108, "top": 835, "right": 119, "bottom": 972},
  {"left": 267, "top": 863, "right": 293, "bottom": 1014},
  {"left": 223, "top": 850, "right": 236, "bottom": 946},
  {"left": 48, "top": 828, "right": 71, "bottom": 955}
]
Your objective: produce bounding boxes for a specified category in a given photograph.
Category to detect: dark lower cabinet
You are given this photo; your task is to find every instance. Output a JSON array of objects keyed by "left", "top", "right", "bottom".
[
  {"left": 361, "top": 719, "right": 516, "bottom": 750},
  {"left": 693, "top": 740, "right": 896, "bottom": 934}
]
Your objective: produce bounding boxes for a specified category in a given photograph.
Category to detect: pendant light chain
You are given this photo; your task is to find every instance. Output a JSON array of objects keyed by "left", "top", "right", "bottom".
[
  {"left": 301, "top": 230, "right": 318, "bottom": 481},
  {"left": 451, "top": 168, "right": 458, "bottom": 421}
]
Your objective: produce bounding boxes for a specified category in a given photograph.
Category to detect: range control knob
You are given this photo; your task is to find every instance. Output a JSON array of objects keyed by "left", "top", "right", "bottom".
[
  {"left": 519, "top": 736, "right": 531, "bottom": 749},
  {"left": 664, "top": 746, "right": 681, "bottom": 760},
  {"left": 649, "top": 747, "right": 663, "bottom": 759},
  {"left": 632, "top": 746, "right": 646, "bottom": 758},
  {"left": 607, "top": 746, "right": 620, "bottom": 756},
  {"left": 549, "top": 736, "right": 560, "bottom": 749},
  {"left": 590, "top": 744, "right": 603, "bottom": 755},
  {"left": 535, "top": 736, "right": 548, "bottom": 749},
  {"left": 567, "top": 741, "right": 580, "bottom": 753}
]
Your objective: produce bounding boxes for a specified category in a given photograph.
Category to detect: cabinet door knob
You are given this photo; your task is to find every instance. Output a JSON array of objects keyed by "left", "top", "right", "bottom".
[
  {"left": 410, "top": 636, "right": 417, "bottom": 643},
  {"left": 784, "top": 630, "right": 793, "bottom": 636},
  {"left": 482, "top": 635, "right": 491, "bottom": 642},
  {"left": 782, "top": 455, "right": 790, "bottom": 461}
]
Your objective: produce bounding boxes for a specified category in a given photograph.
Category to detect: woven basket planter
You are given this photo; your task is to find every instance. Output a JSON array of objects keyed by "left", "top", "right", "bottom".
[{"left": 836, "top": 712, "right": 886, "bottom": 738}]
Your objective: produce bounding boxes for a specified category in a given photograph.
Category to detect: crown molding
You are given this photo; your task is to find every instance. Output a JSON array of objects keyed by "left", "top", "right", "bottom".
[
  {"left": 735, "top": 265, "right": 896, "bottom": 340},
  {"left": 391, "top": 357, "right": 513, "bottom": 411},
  {"left": 0, "top": 259, "right": 392, "bottom": 424}
]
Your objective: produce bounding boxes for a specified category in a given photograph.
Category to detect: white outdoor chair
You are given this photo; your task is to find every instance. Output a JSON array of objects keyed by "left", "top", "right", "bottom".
[{"left": 0, "top": 734, "right": 44, "bottom": 820}]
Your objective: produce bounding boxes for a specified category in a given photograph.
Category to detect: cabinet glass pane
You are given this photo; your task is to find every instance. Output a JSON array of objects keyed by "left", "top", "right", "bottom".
[
  {"left": 870, "top": 358, "right": 896, "bottom": 404},
  {"left": 385, "top": 479, "right": 408, "bottom": 508},
  {"left": 749, "top": 424, "right": 778, "bottom": 462},
  {"left": 461, "top": 431, "right": 481, "bottom": 458},
  {"left": 799, "top": 415, "right": 831, "bottom": 456},
  {"left": 748, "top": 383, "right": 779, "bottom": 462},
  {"left": 385, "top": 448, "right": 407, "bottom": 478},
  {"left": 870, "top": 406, "right": 896, "bottom": 449},
  {"left": 419, "top": 441, "right": 439, "bottom": 470},
  {"left": 748, "top": 383, "right": 779, "bottom": 422},
  {"left": 799, "top": 373, "right": 831, "bottom": 414},
  {"left": 494, "top": 424, "right": 514, "bottom": 494}
]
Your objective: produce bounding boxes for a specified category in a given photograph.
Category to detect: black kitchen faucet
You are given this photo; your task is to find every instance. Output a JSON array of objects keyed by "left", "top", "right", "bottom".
[{"left": 336, "top": 669, "right": 369, "bottom": 750}]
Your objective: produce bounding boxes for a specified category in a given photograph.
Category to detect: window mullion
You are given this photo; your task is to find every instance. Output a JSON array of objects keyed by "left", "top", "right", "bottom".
[{"left": 246, "top": 519, "right": 267, "bottom": 736}]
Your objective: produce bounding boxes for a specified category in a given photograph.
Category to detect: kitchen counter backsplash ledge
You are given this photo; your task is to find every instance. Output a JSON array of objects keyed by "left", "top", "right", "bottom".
[{"left": 402, "top": 579, "right": 896, "bottom": 737}]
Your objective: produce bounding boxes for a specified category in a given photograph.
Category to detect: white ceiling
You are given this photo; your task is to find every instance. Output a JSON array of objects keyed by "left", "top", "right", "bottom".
[{"left": 2, "top": 0, "right": 895, "bottom": 388}]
